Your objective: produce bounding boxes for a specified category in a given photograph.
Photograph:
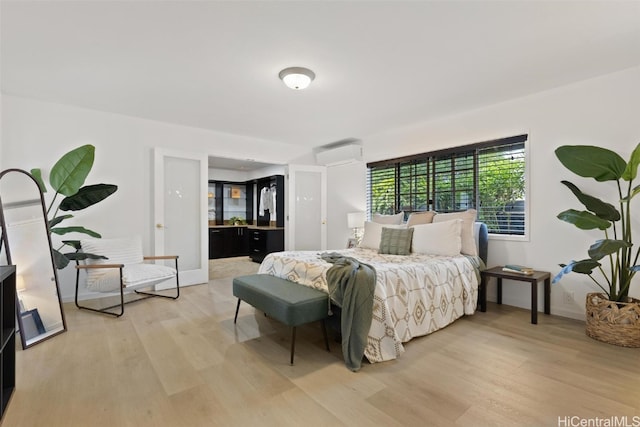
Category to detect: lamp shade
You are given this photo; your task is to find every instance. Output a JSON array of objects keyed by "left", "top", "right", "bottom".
[
  {"left": 279, "top": 67, "right": 315, "bottom": 90},
  {"left": 347, "top": 212, "right": 366, "bottom": 229}
]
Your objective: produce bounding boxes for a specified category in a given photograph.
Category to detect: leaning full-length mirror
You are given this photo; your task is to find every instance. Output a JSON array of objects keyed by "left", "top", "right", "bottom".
[{"left": 0, "top": 169, "right": 67, "bottom": 349}]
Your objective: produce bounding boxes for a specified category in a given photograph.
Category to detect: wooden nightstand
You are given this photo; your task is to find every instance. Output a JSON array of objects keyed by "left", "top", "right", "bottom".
[{"left": 479, "top": 266, "right": 551, "bottom": 324}]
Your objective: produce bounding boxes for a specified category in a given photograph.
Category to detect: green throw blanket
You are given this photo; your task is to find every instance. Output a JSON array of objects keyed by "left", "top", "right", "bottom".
[{"left": 320, "top": 253, "right": 376, "bottom": 372}]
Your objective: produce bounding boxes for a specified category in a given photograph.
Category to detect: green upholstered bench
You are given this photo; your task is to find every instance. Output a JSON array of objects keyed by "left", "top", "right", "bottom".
[{"left": 233, "top": 274, "right": 330, "bottom": 364}]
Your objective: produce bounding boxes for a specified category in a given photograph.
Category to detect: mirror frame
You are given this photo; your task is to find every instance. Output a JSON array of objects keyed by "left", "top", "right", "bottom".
[{"left": 0, "top": 168, "right": 67, "bottom": 349}]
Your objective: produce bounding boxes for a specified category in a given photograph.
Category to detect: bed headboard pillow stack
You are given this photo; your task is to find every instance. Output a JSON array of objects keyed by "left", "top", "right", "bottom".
[
  {"left": 372, "top": 211, "right": 404, "bottom": 225},
  {"left": 379, "top": 227, "right": 414, "bottom": 255},
  {"left": 432, "top": 209, "right": 477, "bottom": 256},
  {"left": 406, "top": 211, "right": 436, "bottom": 227},
  {"left": 359, "top": 221, "right": 406, "bottom": 250},
  {"left": 411, "top": 219, "right": 462, "bottom": 256},
  {"left": 360, "top": 209, "right": 488, "bottom": 264}
]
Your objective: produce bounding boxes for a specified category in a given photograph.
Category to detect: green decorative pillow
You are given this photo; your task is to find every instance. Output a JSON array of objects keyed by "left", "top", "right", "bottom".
[{"left": 379, "top": 227, "right": 414, "bottom": 255}]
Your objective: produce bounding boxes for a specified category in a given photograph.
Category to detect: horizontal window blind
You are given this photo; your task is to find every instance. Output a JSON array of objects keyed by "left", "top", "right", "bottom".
[
  {"left": 367, "top": 164, "right": 397, "bottom": 216},
  {"left": 477, "top": 141, "right": 525, "bottom": 235},
  {"left": 367, "top": 134, "right": 527, "bottom": 236}
]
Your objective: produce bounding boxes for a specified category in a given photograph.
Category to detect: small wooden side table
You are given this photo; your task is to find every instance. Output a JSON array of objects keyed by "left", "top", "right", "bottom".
[{"left": 479, "top": 266, "right": 551, "bottom": 324}]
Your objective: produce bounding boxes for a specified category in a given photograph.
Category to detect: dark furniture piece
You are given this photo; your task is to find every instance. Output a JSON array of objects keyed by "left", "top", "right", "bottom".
[
  {"left": 208, "top": 226, "right": 249, "bottom": 259},
  {"left": 255, "top": 175, "right": 284, "bottom": 227},
  {"left": 208, "top": 228, "right": 225, "bottom": 259},
  {"left": 249, "top": 228, "right": 284, "bottom": 263},
  {"left": 208, "top": 181, "right": 254, "bottom": 226},
  {"left": 208, "top": 174, "right": 285, "bottom": 260},
  {"left": 208, "top": 174, "right": 284, "bottom": 227},
  {"left": 479, "top": 266, "right": 551, "bottom": 324},
  {"left": 233, "top": 274, "right": 330, "bottom": 365},
  {"left": 0, "top": 266, "right": 16, "bottom": 420}
]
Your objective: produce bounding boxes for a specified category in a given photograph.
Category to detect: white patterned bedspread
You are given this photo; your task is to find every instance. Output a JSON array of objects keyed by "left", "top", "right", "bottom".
[{"left": 257, "top": 248, "right": 480, "bottom": 363}]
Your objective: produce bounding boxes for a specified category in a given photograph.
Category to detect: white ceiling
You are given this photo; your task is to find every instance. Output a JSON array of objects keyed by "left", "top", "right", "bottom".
[{"left": 2, "top": 1, "right": 640, "bottom": 151}]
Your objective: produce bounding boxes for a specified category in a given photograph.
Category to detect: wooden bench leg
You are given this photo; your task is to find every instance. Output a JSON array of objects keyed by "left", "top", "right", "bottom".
[
  {"left": 234, "top": 299, "right": 241, "bottom": 324},
  {"left": 290, "top": 327, "right": 296, "bottom": 365}
]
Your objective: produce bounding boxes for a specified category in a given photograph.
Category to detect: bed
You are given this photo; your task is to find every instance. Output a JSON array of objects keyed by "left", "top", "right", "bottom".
[{"left": 257, "top": 218, "right": 488, "bottom": 366}]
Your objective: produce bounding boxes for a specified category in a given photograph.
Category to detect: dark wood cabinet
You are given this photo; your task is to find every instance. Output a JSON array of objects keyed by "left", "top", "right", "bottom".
[
  {"left": 209, "top": 228, "right": 226, "bottom": 259},
  {"left": 209, "top": 227, "right": 249, "bottom": 259},
  {"left": 208, "top": 181, "right": 253, "bottom": 226},
  {"left": 228, "top": 227, "right": 248, "bottom": 257},
  {"left": 255, "top": 175, "right": 284, "bottom": 227},
  {"left": 249, "top": 228, "right": 284, "bottom": 263},
  {"left": 0, "top": 266, "right": 16, "bottom": 421}
]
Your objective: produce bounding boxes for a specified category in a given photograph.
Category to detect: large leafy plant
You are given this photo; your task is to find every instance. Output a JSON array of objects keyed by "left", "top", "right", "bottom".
[
  {"left": 31, "top": 145, "right": 117, "bottom": 269},
  {"left": 553, "top": 143, "right": 640, "bottom": 302}
]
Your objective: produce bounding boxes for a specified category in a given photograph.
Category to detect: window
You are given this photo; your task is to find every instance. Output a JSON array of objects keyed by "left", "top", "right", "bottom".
[{"left": 366, "top": 134, "right": 527, "bottom": 236}]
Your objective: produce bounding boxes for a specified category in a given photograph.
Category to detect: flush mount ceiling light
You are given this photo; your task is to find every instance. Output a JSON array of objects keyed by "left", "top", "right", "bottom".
[{"left": 278, "top": 67, "right": 315, "bottom": 90}]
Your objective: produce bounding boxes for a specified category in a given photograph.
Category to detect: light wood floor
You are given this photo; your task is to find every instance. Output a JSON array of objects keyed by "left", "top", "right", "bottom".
[{"left": 4, "top": 276, "right": 639, "bottom": 426}]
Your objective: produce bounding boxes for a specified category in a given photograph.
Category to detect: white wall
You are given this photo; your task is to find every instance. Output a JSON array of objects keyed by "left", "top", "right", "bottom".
[
  {"left": 326, "top": 161, "right": 366, "bottom": 250},
  {"left": 4, "top": 66, "right": 639, "bottom": 318},
  {"left": 362, "top": 66, "right": 640, "bottom": 320},
  {"left": 1, "top": 95, "right": 310, "bottom": 300}
]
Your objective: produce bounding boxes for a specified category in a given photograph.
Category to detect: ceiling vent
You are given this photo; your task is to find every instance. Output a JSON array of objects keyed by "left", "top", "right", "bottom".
[{"left": 315, "top": 143, "right": 363, "bottom": 167}]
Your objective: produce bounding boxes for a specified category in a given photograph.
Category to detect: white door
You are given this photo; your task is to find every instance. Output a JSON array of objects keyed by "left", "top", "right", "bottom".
[
  {"left": 286, "top": 165, "right": 327, "bottom": 251},
  {"left": 153, "top": 148, "right": 208, "bottom": 286}
]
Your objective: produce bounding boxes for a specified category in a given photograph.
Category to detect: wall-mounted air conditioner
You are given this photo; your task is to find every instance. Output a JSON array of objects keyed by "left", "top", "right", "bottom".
[{"left": 315, "top": 143, "right": 363, "bottom": 167}]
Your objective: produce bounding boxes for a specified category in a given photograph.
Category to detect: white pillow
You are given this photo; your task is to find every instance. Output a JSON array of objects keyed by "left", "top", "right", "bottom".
[
  {"left": 372, "top": 212, "right": 404, "bottom": 225},
  {"left": 406, "top": 211, "right": 436, "bottom": 227},
  {"left": 411, "top": 220, "right": 462, "bottom": 256},
  {"left": 432, "top": 209, "right": 478, "bottom": 256},
  {"left": 359, "top": 221, "right": 405, "bottom": 249}
]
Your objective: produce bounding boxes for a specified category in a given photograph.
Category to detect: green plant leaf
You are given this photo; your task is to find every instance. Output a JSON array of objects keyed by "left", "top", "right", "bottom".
[
  {"left": 64, "top": 252, "right": 108, "bottom": 261},
  {"left": 59, "top": 184, "right": 118, "bottom": 211},
  {"left": 51, "top": 226, "right": 101, "bottom": 238},
  {"left": 622, "top": 142, "right": 640, "bottom": 181},
  {"left": 52, "top": 249, "right": 70, "bottom": 269},
  {"left": 587, "top": 239, "right": 632, "bottom": 260},
  {"left": 553, "top": 259, "right": 601, "bottom": 284},
  {"left": 555, "top": 145, "right": 626, "bottom": 182},
  {"left": 621, "top": 185, "right": 640, "bottom": 203},
  {"left": 50, "top": 144, "right": 95, "bottom": 196},
  {"left": 560, "top": 181, "right": 620, "bottom": 221},
  {"left": 557, "top": 209, "right": 611, "bottom": 230},
  {"left": 30, "top": 168, "right": 47, "bottom": 193},
  {"left": 61, "top": 240, "right": 82, "bottom": 250},
  {"left": 49, "top": 214, "right": 74, "bottom": 228}
]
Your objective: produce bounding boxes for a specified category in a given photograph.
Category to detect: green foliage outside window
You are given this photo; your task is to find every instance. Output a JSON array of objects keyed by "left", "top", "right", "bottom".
[
  {"left": 367, "top": 136, "right": 526, "bottom": 235},
  {"left": 477, "top": 152, "right": 525, "bottom": 233}
]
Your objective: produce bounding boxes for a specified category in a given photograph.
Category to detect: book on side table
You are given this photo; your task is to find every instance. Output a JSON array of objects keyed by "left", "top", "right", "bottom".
[{"left": 502, "top": 264, "right": 534, "bottom": 275}]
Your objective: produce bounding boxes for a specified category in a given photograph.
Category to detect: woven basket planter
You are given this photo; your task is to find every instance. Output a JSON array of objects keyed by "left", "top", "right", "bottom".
[{"left": 585, "top": 293, "right": 640, "bottom": 348}]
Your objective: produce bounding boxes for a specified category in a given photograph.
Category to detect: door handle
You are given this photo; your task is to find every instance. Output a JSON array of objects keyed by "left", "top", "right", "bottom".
[{"left": 156, "top": 223, "right": 164, "bottom": 229}]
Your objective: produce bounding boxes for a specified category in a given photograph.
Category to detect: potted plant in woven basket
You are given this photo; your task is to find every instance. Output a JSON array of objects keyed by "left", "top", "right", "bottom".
[{"left": 553, "top": 142, "right": 640, "bottom": 347}]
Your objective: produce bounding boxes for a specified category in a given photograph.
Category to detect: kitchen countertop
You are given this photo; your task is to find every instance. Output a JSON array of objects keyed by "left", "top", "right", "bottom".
[{"left": 209, "top": 224, "right": 284, "bottom": 230}]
